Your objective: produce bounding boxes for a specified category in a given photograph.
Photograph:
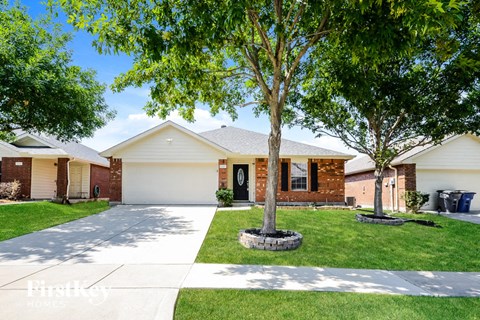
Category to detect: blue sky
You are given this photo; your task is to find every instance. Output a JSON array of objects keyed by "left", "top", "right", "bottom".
[{"left": 24, "top": 1, "right": 356, "bottom": 155}]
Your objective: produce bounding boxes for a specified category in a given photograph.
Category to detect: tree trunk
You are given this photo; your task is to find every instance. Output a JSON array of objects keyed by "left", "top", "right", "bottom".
[
  {"left": 261, "top": 104, "right": 282, "bottom": 235},
  {"left": 373, "top": 167, "right": 385, "bottom": 216}
]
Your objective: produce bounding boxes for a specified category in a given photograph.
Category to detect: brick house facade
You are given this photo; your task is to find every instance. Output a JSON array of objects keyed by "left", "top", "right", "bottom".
[
  {"left": 101, "top": 121, "right": 354, "bottom": 205},
  {"left": 0, "top": 132, "right": 110, "bottom": 200},
  {"left": 345, "top": 164, "right": 417, "bottom": 210},
  {"left": 345, "top": 134, "right": 480, "bottom": 212},
  {"left": 255, "top": 158, "right": 346, "bottom": 203}
]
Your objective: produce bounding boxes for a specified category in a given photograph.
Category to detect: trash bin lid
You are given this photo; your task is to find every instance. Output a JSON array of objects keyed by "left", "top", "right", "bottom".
[{"left": 443, "top": 190, "right": 465, "bottom": 194}]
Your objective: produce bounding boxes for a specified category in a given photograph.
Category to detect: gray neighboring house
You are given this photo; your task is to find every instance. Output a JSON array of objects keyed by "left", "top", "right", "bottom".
[
  {"left": 0, "top": 132, "right": 110, "bottom": 199},
  {"left": 101, "top": 121, "right": 354, "bottom": 205}
]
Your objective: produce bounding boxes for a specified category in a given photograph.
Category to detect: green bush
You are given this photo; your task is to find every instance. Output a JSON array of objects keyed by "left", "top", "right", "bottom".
[
  {"left": 403, "top": 191, "right": 430, "bottom": 213},
  {"left": 215, "top": 188, "right": 234, "bottom": 207}
]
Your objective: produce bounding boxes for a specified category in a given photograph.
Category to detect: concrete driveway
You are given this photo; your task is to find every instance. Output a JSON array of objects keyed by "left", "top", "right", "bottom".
[{"left": 0, "top": 205, "right": 216, "bottom": 320}]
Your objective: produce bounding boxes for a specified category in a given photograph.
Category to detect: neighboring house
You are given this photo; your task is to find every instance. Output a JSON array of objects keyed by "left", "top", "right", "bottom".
[
  {"left": 345, "top": 134, "right": 480, "bottom": 211},
  {"left": 100, "top": 121, "right": 354, "bottom": 205},
  {"left": 0, "top": 132, "right": 110, "bottom": 200}
]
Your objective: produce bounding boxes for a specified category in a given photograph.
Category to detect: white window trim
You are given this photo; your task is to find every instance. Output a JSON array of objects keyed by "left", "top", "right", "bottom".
[{"left": 291, "top": 162, "right": 308, "bottom": 191}]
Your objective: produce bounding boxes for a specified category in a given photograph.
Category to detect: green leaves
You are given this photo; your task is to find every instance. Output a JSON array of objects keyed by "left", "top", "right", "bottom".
[
  {"left": 300, "top": 0, "right": 480, "bottom": 167},
  {"left": 0, "top": 2, "right": 114, "bottom": 141}
]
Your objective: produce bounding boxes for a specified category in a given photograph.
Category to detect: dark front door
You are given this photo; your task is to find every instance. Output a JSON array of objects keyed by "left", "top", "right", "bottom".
[{"left": 233, "top": 164, "right": 249, "bottom": 201}]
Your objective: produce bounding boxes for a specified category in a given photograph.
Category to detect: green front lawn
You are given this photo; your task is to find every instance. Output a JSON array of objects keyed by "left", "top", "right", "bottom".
[
  {"left": 0, "top": 201, "right": 110, "bottom": 241},
  {"left": 175, "top": 289, "right": 480, "bottom": 320},
  {"left": 196, "top": 208, "right": 480, "bottom": 271}
]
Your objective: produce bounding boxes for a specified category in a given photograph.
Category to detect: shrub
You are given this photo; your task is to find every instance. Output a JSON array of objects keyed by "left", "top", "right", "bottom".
[
  {"left": 402, "top": 191, "right": 430, "bottom": 213},
  {"left": 215, "top": 188, "right": 234, "bottom": 207},
  {"left": 0, "top": 180, "right": 22, "bottom": 200}
]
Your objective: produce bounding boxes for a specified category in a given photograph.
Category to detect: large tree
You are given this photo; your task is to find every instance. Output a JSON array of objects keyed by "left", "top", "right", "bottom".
[
  {"left": 0, "top": 1, "right": 114, "bottom": 141},
  {"left": 300, "top": 2, "right": 480, "bottom": 216},
  {"left": 53, "top": 0, "right": 465, "bottom": 233}
]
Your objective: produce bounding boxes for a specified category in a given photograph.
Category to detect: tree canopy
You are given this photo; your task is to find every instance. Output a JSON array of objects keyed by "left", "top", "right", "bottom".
[
  {"left": 52, "top": 0, "right": 470, "bottom": 231},
  {"left": 0, "top": 1, "right": 114, "bottom": 141},
  {"left": 300, "top": 2, "right": 480, "bottom": 215}
]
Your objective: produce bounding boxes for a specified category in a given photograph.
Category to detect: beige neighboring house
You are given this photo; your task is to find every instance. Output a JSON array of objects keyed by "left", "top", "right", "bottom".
[
  {"left": 0, "top": 132, "right": 110, "bottom": 200},
  {"left": 345, "top": 134, "right": 480, "bottom": 211},
  {"left": 101, "top": 121, "right": 354, "bottom": 205}
]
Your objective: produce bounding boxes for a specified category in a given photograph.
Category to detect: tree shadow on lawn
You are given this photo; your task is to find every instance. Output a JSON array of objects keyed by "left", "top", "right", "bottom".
[{"left": 0, "top": 205, "right": 198, "bottom": 264}]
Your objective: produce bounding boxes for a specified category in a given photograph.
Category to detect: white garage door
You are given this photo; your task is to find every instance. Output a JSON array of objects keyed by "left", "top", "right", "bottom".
[
  {"left": 417, "top": 169, "right": 480, "bottom": 211},
  {"left": 123, "top": 162, "right": 218, "bottom": 204}
]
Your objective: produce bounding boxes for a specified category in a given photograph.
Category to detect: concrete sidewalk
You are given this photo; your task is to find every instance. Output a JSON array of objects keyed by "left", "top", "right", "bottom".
[{"left": 183, "top": 263, "right": 480, "bottom": 297}]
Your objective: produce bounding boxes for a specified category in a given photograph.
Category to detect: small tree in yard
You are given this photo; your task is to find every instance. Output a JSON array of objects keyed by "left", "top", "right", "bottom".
[
  {"left": 0, "top": 1, "right": 114, "bottom": 141},
  {"left": 54, "top": 0, "right": 467, "bottom": 233},
  {"left": 300, "top": 2, "right": 480, "bottom": 217},
  {"left": 403, "top": 191, "right": 430, "bottom": 213}
]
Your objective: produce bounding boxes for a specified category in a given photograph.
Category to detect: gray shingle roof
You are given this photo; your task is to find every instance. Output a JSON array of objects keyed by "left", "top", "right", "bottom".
[
  {"left": 11, "top": 132, "right": 108, "bottom": 167},
  {"left": 345, "top": 144, "right": 434, "bottom": 175},
  {"left": 200, "top": 126, "right": 353, "bottom": 158},
  {"left": 37, "top": 135, "right": 109, "bottom": 167}
]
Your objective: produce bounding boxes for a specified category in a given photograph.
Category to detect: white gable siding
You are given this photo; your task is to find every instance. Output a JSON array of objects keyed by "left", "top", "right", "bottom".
[
  {"left": 113, "top": 126, "right": 226, "bottom": 163},
  {"left": 15, "top": 136, "right": 48, "bottom": 147},
  {"left": 31, "top": 159, "right": 57, "bottom": 199},
  {"left": 412, "top": 135, "right": 480, "bottom": 170}
]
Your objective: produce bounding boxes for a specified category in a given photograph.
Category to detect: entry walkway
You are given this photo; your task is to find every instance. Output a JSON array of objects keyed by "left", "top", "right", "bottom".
[{"left": 183, "top": 263, "right": 480, "bottom": 297}]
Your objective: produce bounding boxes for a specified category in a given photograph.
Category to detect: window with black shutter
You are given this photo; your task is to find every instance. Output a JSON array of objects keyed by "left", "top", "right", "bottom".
[
  {"left": 281, "top": 162, "right": 289, "bottom": 191},
  {"left": 310, "top": 162, "right": 318, "bottom": 191}
]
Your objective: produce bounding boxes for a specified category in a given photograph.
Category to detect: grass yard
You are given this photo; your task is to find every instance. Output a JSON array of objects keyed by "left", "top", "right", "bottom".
[
  {"left": 0, "top": 201, "right": 110, "bottom": 241},
  {"left": 174, "top": 289, "right": 480, "bottom": 320},
  {"left": 196, "top": 208, "right": 480, "bottom": 271}
]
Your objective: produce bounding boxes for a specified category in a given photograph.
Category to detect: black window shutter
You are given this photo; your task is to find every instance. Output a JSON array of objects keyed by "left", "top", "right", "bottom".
[
  {"left": 281, "top": 162, "right": 289, "bottom": 191},
  {"left": 310, "top": 162, "right": 318, "bottom": 191}
]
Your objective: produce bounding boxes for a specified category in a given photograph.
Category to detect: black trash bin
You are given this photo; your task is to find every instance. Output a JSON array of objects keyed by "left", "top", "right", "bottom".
[
  {"left": 457, "top": 192, "right": 476, "bottom": 213},
  {"left": 437, "top": 190, "right": 446, "bottom": 212},
  {"left": 439, "top": 190, "right": 464, "bottom": 213}
]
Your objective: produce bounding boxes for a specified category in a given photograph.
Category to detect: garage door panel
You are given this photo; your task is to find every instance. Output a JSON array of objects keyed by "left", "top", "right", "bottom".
[
  {"left": 123, "top": 163, "right": 217, "bottom": 204},
  {"left": 417, "top": 170, "right": 480, "bottom": 210}
]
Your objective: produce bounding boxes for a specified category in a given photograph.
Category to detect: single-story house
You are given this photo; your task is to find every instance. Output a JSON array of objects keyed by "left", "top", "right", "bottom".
[
  {"left": 345, "top": 134, "right": 480, "bottom": 211},
  {"left": 100, "top": 121, "right": 354, "bottom": 205},
  {"left": 0, "top": 132, "right": 110, "bottom": 200}
]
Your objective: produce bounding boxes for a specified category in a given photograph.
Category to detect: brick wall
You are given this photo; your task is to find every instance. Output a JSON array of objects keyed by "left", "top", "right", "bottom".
[
  {"left": 56, "top": 158, "right": 69, "bottom": 197},
  {"left": 255, "top": 158, "right": 346, "bottom": 203},
  {"left": 218, "top": 159, "right": 228, "bottom": 189},
  {"left": 109, "top": 158, "right": 122, "bottom": 201},
  {"left": 1, "top": 157, "right": 32, "bottom": 198},
  {"left": 345, "top": 164, "right": 417, "bottom": 210},
  {"left": 90, "top": 164, "right": 110, "bottom": 199},
  {"left": 255, "top": 158, "right": 268, "bottom": 202}
]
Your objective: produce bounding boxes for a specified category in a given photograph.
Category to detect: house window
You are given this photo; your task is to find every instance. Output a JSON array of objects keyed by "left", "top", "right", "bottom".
[{"left": 291, "top": 163, "right": 307, "bottom": 191}]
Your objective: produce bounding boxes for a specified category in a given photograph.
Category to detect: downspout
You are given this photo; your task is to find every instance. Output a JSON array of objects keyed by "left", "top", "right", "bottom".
[
  {"left": 389, "top": 165, "right": 398, "bottom": 212},
  {"left": 65, "top": 158, "right": 74, "bottom": 199}
]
